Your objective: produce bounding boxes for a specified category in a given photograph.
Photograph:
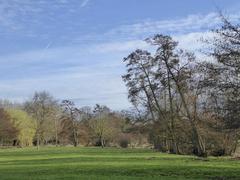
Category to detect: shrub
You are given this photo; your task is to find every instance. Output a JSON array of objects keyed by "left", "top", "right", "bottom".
[{"left": 118, "top": 135, "right": 130, "bottom": 148}]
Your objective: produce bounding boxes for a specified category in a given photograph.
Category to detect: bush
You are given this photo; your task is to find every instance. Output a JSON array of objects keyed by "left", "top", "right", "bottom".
[
  {"left": 211, "top": 149, "right": 225, "bottom": 157},
  {"left": 118, "top": 135, "right": 130, "bottom": 148}
]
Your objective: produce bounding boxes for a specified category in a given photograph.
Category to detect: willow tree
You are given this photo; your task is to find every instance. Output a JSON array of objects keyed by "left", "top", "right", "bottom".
[{"left": 7, "top": 109, "right": 36, "bottom": 147}]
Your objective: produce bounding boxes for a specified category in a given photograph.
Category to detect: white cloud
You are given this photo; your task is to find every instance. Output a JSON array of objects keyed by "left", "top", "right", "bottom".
[
  {"left": 91, "top": 40, "right": 150, "bottom": 53},
  {"left": 0, "top": 0, "right": 88, "bottom": 34},
  {"left": 174, "top": 31, "right": 214, "bottom": 51},
  {"left": 0, "top": 39, "right": 150, "bottom": 69},
  {"left": 0, "top": 41, "right": 136, "bottom": 110},
  {"left": 0, "top": 67, "right": 130, "bottom": 109},
  {"left": 107, "top": 12, "right": 240, "bottom": 39}
]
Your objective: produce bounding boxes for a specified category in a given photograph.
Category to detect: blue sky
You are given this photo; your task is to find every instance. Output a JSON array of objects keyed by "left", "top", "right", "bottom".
[{"left": 0, "top": 0, "right": 239, "bottom": 109}]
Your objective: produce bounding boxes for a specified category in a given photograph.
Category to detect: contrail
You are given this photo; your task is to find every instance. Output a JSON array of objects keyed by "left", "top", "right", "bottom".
[
  {"left": 39, "top": 41, "right": 53, "bottom": 59},
  {"left": 44, "top": 42, "right": 52, "bottom": 50},
  {"left": 81, "top": 0, "right": 90, "bottom": 8}
]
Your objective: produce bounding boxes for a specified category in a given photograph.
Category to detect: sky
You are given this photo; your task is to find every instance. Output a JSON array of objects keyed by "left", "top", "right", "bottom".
[{"left": 0, "top": 0, "right": 239, "bottom": 110}]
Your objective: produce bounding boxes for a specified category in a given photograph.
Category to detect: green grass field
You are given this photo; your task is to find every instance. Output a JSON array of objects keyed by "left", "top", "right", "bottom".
[{"left": 0, "top": 147, "right": 239, "bottom": 180}]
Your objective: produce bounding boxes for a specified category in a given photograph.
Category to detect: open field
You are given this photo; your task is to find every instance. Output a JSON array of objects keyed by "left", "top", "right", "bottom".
[{"left": 0, "top": 147, "right": 239, "bottom": 180}]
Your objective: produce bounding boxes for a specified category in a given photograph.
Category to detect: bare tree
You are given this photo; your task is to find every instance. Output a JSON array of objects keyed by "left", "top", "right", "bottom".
[
  {"left": 201, "top": 14, "right": 240, "bottom": 154},
  {"left": 24, "top": 91, "right": 57, "bottom": 149},
  {"left": 61, "top": 100, "right": 81, "bottom": 147}
]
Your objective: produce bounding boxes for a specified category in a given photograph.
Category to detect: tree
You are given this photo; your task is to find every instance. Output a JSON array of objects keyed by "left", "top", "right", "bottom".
[
  {"left": 123, "top": 34, "right": 207, "bottom": 156},
  {"left": 61, "top": 100, "right": 81, "bottom": 147},
  {"left": 0, "top": 108, "right": 18, "bottom": 146},
  {"left": 122, "top": 49, "right": 172, "bottom": 152},
  {"left": 201, "top": 15, "right": 240, "bottom": 154},
  {"left": 148, "top": 35, "right": 206, "bottom": 156},
  {"left": 122, "top": 49, "right": 163, "bottom": 122},
  {"left": 24, "top": 91, "right": 58, "bottom": 149},
  {"left": 89, "top": 104, "right": 114, "bottom": 148},
  {"left": 7, "top": 109, "right": 36, "bottom": 147}
]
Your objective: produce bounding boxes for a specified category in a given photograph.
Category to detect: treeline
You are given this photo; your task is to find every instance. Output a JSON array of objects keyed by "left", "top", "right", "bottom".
[
  {"left": 122, "top": 16, "right": 240, "bottom": 157},
  {"left": 0, "top": 95, "right": 148, "bottom": 149}
]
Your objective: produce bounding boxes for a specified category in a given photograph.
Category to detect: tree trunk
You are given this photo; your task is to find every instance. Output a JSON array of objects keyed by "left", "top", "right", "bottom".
[
  {"left": 37, "top": 133, "right": 40, "bottom": 150},
  {"left": 164, "top": 59, "right": 206, "bottom": 157},
  {"left": 101, "top": 137, "right": 104, "bottom": 148},
  {"left": 167, "top": 71, "right": 179, "bottom": 154},
  {"left": 54, "top": 119, "right": 58, "bottom": 147},
  {"left": 73, "top": 130, "right": 78, "bottom": 147}
]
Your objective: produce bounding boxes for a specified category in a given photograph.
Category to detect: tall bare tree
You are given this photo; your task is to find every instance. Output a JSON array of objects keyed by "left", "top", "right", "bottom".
[
  {"left": 61, "top": 100, "right": 81, "bottom": 147},
  {"left": 24, "top": 91, "right": 57, "bottom": 149}
]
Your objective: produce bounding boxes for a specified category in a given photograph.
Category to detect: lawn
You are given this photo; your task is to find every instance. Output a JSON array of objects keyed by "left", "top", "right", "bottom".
[{"left": 0, "top": 147, "right": 239, "bottom": 180}]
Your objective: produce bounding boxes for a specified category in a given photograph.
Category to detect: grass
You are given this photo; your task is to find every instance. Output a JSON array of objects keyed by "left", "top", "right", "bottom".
[{"left": 0, "top": 147, "right": 239, "bottom": 179}]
